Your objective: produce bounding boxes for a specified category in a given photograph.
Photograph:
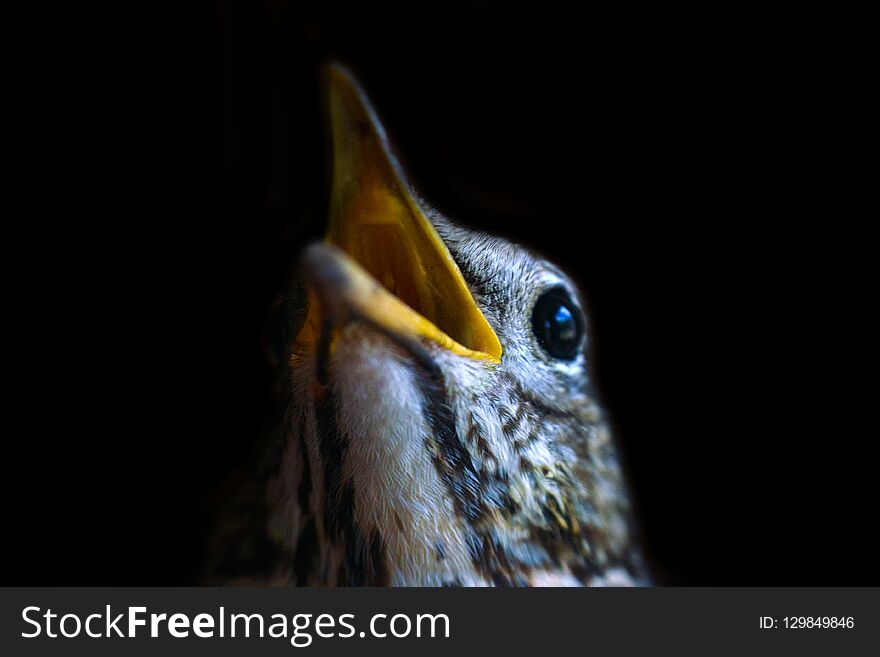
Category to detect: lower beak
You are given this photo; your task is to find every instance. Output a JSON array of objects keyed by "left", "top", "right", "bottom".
[
  {"left": 292, "top": 65, "right": 502, "bottom": 365},
  {"left": 298, "top": 243, "right": 499, "bottom": 363}
]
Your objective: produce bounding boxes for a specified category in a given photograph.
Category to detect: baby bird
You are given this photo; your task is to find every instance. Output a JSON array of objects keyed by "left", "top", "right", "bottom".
[{"left": 208, "top": 65, "right": 645, "bottom": 587}]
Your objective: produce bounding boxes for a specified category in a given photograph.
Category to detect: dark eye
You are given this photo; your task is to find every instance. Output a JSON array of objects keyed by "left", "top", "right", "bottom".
[{"left": 531, "top": 288, "right": 584, "bottom": 360}]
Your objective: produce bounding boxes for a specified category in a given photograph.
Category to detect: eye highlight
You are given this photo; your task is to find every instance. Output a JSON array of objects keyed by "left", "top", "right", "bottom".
[{"left": 531, "top": 288, "right": 584, "bottom": 360}]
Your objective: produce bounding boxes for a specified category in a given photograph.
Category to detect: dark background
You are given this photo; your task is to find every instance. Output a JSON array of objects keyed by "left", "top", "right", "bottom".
[{"left": 6, "top": 2, "right": 872, "bottom": 585}]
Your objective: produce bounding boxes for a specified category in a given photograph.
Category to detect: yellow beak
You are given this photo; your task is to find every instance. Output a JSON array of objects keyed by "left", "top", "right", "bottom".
[{"left": 293, "top": 65, "right": 502, "bottom": 365}]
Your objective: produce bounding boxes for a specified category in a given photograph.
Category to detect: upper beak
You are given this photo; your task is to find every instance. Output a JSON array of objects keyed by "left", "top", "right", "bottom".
[{"left": 293, "top": 65, "right": 502, "bottom": 365}]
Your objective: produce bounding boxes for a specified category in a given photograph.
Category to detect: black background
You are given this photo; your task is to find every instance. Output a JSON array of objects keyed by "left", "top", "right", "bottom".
[{"left": 6, "top": 2, "right": 872, "bottom": 585}]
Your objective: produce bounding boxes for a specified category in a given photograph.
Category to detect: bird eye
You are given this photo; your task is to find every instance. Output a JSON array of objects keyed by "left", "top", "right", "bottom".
[{"left": 531, "top": 288, "right": 584, "bottom": 360}]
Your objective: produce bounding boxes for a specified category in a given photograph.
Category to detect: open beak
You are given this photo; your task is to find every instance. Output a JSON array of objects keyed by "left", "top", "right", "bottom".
[{"left": 293, "top": 65, "right": 502, "bottom": 365}]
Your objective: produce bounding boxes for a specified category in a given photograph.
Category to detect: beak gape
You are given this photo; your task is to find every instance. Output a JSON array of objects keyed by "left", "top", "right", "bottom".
[{"left": 293, "top": 65, "right": 502, "bottom": 366}]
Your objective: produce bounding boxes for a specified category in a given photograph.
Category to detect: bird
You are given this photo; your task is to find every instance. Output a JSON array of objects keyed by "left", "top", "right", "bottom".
[{"left": 205, "top": 64, "right": 646, "bottom": 587}]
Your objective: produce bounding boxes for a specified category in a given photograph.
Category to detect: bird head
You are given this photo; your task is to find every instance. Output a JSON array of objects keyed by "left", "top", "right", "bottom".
[{"left": 270, "top": 65, "right": 643, "bottom": 586}]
